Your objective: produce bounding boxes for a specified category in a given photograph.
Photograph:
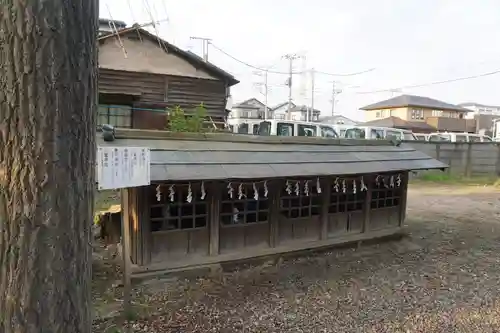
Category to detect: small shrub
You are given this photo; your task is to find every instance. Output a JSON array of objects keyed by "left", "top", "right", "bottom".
[{"left": 167, "top": 104, "right": 207, "bottom": 133}]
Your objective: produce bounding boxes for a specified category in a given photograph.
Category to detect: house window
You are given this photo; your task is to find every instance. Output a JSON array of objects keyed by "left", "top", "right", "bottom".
[
  {"left": 98, "top": 104, "right": 132, "bottom": 128},
  {"left": 252, "top": 124, "right": 259, "bottom": 135},
  {"left": 149, "top": 183, "right": 208, "bottom": 232},
  {"left": 329, "top": 177, "right": 366, "bottom": 213},
  {"left": 277, "top": 122, "right": 294, "bottom": 136},
  {"left": 375, "top": 111, "right": 381, "bottom": 118},
  {"left": 370, "top": 174, "right": 404, "bottom": 209},
  {"left": 411, "top": 109, "right": 424, "bottom": 120},
  {"left": 240, "top": 111, "right": 249, "bottom": 118},
  {"left": 220, "top": 182, "right": 269, "bottom": 225},
  {"left": 431, "top": 110, "right": 443, "bottom": 117},
  {"left": 280, "top": 179, "right": 321, "bottom": 219}
]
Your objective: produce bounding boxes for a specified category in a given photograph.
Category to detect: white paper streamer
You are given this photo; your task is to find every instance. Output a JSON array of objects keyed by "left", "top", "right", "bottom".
[
  {"left": 375, "top": 175, "right": 381, "bottom": 187},
  {"left": 285, "top": 180, "right": 292, "bottom": 195},
  {"left": 396, "top": 174, "right": 402, "bottom": 187},
  {"left": 294, "top": 181, "right": 300, "bottom": 196},
  {"left": 342, "top": 179, "right": 346, "bottom": 193},
  {"left": 304, "top": 180, "right": 309, "bottom": 196},
  {"left": 360, "top": 177, "right": 368, "bottom": 192},
  {"left": 334, "top": 177, "right": 340, "bottom": 192},
  {"left": 352, "top": 180, "right": 357, "bottom": 194},
  {"left": 238, "top": 183, "right": 245, "bottom": 200},
  {"left": 253, "top": 182, "right": 259, "bottom": 200},
  {"left": 227, "top": 182, "right": 234, "bottom": 199},
  {"left": 156, "top": 185, "right": 162, "bottom": 202},
  {"left": 169, "top": 184, "right": 175, "bottom": 202},
  {"left": 316, "top": 177, "right": 322, "bottom": 194},
  {"left": 200, "top": 181, "right": 206, "bottom": 200},
  {"left": 389, "top": 175, "right": 395, "bottom": 188},
  {"left": 263, "top": 180, "right": 268, "bottom": 198},
  {"left": 186, "top": 183, "right": 193, "bottom": 203}
]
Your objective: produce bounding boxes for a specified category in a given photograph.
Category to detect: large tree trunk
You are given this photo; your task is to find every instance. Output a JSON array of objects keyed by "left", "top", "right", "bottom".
[{"left": 0, "top": 1, "right": 97, "bottom": 332}]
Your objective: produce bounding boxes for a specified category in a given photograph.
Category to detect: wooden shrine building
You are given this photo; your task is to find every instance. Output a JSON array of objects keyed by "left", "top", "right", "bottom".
[{"left": 97, "top": 129, "right": 447, "bottom": 277}]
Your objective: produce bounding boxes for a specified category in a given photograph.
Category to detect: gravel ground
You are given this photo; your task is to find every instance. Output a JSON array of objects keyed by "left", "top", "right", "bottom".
[{"left": 93, "top": 184, "right": 500, "bottom": 333}]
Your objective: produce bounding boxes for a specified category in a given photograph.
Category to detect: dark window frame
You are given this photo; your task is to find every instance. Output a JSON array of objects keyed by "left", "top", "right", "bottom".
[
  {"left": 329, "top": 177, "right": 366, "bottom": 214},
  {"left": 280, "top": 179, "right": 321, "bottom": 219},
  {"left": 149, "top": 183, "right": 208, "bottom": 232},
  {"left": 98, "top": 104, "right": 133, "bottom": 128},
  {"left": 220, "top": 182, "right": 269, "bottom": 226},
  {"left": 370, "top": 174, "right": 404, "bottom": 209}
]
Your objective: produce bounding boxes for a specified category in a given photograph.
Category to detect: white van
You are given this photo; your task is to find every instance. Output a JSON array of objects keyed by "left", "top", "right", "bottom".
[
  {"left": 227, "top": 119, "right": 340, "bottom": 138},
  {"left": 343, "top": 126, "right": 417, "bottom": 141},
  {"left": 493, "top": 119, "right": 500, "bottom": 142},
  {"left": 427, "top": 132, "right": 493, "bottom": 143}
]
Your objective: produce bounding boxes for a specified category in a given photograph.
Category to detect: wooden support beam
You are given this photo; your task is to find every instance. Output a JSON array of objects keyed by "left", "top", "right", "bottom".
[
  {"left": 398, "top": 172, "right": 409, "bottom": 227},
  {"left": 268, "top": 179, "right": 281, "bottom": 247},
  {"left": 209, "top": 181, "right": 221, "bottom": 256},
  {"left": 362, "top": 175, "right": 373, "bottom": 233},
  {"left": 121, "top": 188, "right": 132, "bottom": 313},
  {"left": 320, "top": 177, "right": 331, "bottom": 240}
]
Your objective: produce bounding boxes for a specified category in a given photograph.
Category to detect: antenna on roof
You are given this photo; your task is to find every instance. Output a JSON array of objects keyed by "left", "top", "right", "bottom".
[{"left": 106, "top": 4, "right": 128, "bottom": 58}]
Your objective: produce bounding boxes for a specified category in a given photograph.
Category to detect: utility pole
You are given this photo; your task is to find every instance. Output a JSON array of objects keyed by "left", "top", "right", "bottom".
[
  {"left": 190, "top": 36, "right": 212, "bottom": 62},
  {"left": 310, "top": 68, "right": 315, "bottom": 122},
  {"left": 283, "top": 53, "right": 301, "bottom": 120},
  {"left": 330, "top": 81, "right": 343, "bottom": 117},
  {"left": 253, "top": 70, "right": 270, "bottom": 119}
]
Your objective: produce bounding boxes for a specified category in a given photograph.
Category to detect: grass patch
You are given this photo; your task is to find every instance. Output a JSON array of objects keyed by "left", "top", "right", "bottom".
[{"left": 411, "top": 171, "right": 499, "bottom": 186}]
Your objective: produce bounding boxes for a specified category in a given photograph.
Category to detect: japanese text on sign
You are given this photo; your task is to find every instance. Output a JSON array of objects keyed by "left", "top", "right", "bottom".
[{"left": 97, "top": 146, "right": 151, "bottom": 190}]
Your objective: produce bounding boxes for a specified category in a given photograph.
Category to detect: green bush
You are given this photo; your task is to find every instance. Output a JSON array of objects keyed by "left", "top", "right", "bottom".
[{"left": 167, "top": 104, "right": 207, "bottom": 133}]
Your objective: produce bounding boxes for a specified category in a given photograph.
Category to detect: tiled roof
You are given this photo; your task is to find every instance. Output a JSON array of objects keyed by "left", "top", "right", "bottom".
[
  {"left": 97, "top": 129, "right": 448, "bottom": 181},
  {"left": 361, "top": 95, "right": 470, "bottom": 112}
]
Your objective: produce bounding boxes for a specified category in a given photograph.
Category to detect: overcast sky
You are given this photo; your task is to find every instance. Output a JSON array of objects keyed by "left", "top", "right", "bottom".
[{"left": 100, "top": 0, "right": 500, "bottom": 120}]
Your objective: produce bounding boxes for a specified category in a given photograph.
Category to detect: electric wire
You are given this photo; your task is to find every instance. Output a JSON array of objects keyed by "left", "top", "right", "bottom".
[{"left": 209, "top": 43, "right": 376, "bottom": 77}]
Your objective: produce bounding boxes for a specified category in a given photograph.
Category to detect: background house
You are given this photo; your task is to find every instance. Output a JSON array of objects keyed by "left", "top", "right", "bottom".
[
  {"left": 362, "top": 116, "right": 436, "bottom": 133},
  {"left": 459, "top": 102, "right": 500, "bottom": 136},
  {"left": 318, "top": 115, "right": 359, "bottom": 125},
  {"left": 361, "top": 94, "right": 475, "bottom": 132},
  {"left": 229, "top": 98, "right": 270, "bottom": 119},
  {"left": 271, "top": 101, "right": 296, "bottom": 120},
  {"left": 97, "top": 19, "right": 239, "bottom": 130}
]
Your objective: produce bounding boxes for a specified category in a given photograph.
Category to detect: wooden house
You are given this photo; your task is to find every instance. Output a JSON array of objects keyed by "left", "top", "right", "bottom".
[
  {"left": 97, "top": 26, "right": 238, "bottom": 130},
  {"left": 97, "top": 129, "right": 447, "bottom": 278}
]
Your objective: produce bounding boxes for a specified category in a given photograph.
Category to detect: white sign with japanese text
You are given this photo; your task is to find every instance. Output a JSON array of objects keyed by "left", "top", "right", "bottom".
[{"left": 97, "top": 146, "right": 151, "bottom": 190}]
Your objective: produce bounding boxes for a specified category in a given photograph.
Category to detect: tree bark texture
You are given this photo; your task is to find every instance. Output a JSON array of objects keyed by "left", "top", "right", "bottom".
[{"left": 0, "top": 1, "right": 98, "bottom": 332}]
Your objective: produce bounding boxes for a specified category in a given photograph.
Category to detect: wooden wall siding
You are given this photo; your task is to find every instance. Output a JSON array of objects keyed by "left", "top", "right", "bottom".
[
  {"left": 131, "top": 174, "right": 409, "bottom": 271},
  {"left": 327, "top": 212, "right": 364, "bottom": 237},
  {"left": 132, "top": 110, "right": 166, "bottom": 131},
  {"left": 150, "top": 229, "right": 209, "bottom": 263},
  {"left": 166, "top": 76, "right": 227, "bottom": 118},
  {"left": 219, "top": 223, "right": 269, "bottom": 253},
  {"left": 278, "top": 216, "right": 321, "bottom": 244},
  {"left": 99, "top": 69, "right": 165, "bottom": 102},
  {"left": 369, "top": 208, "right": 400, "bottom": 230}
]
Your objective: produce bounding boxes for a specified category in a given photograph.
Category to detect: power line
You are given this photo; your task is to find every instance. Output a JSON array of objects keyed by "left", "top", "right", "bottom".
[
  {"left": 356, "top": 69, "right": 500, "bottom": 95},
  {"left": 209, "top": 43, "right": 375, "bottom": 77}
]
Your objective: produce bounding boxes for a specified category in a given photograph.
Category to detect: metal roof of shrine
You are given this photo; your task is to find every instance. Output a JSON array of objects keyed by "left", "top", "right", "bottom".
[{"left": 96, "top": 129, "right": 448, "bottom": 181}]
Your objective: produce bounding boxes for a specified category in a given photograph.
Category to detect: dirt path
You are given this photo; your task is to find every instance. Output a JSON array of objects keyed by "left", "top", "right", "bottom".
[{"left": 93, "top": 184, "right": 500, "bottom": 333}]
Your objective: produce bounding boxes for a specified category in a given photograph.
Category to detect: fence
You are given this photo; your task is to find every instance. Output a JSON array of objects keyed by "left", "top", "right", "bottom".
[{"left": 408, "top": 142, "right": 500, "bottom": 177}]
